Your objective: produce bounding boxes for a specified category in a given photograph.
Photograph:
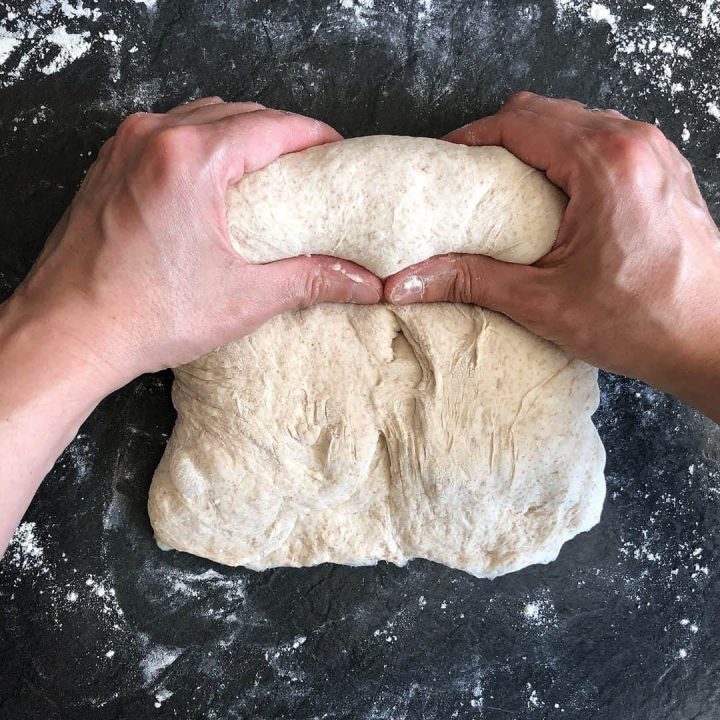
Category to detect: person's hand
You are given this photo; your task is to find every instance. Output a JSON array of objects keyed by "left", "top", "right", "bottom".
[
  {"left": 385, "top": 92, "right": 720, "bottom": 420},
  {"left": 0, "top": 97, "right": 383, "bottom": 552},
  {"left": 7, "top": 97, "right": 381, "bottom": 391}
]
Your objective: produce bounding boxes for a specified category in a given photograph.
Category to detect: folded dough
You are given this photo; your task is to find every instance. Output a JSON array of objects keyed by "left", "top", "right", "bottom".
[{"left": 148, "top": 136, "right": 605, "bottom": 578}]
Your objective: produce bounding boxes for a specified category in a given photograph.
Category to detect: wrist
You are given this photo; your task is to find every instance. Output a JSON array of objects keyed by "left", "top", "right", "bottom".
[
  {"left": 640, "top": 307, "right": 720, "bottom": 423},
  {"left": 0, "top": 289, "right": 131, "bottom": 406}
]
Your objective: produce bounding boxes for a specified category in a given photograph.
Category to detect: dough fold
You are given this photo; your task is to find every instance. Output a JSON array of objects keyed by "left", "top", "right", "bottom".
[{"left": 148, "top": 136, "right": 606, "bottom": 578}]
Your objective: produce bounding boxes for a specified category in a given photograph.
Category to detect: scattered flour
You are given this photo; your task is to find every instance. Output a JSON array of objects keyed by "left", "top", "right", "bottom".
[
  {"left": 0, "top": 0, "right": 125, "bottom": 87},
  {"left": 154, "top": 688, "right": 174, "bottom": 708},
  {"left": 6, "top": 522, "right": 45, "bottom": 573},
  {"left": 521, "top": 596, "right": 557, "bottom": 629},
  {"left": 469, "top": 676, "right": 484, "bottom": 709},
  {"left": 339, "top": 0, "right": 375, "bottom": 26},
  {"left": 588, "top": 3, "right": 618, "bottom": 32},
  {"left": 527, "top": 683, "right": 544, "bottom": 708},
  {"left": 555, "top": 0, "right": 720, "bottom": 132},
  {"left": 140, "top": 644, "right": 183, "bottom": 684},
  {"left": 263, "top": 635, "right": 308, "bottom": 682}
]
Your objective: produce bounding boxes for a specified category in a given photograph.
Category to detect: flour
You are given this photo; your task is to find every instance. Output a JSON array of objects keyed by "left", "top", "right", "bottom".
[
  {"left": 140, "top": 643, "right": 183, "bottom": 684},
  {"left": 154, "top": 688, "right": 174, "bottom": 708},
  {"left": 0, "top": 0, "right": 124, "bottom": 88},
  {"left": 521, "top": 596, "right": 557, "bottom": 629},
  {"left": 0, "top": 31, "right": 20, "bottom": 65},
  {"left": 555, "top": 0, "right": 720, "bottom": 133},
  {"left": 6, "top": 522, "right": 45, "bottom": 573},
  {"left": 469, "top": 677, "right": 484, "bottom": 709},
  {"left": 264, "top": 636, "right": 309, "bottom": 682},
  {"left": 527, "top": 684, "right": 543, "bottom": 708},
  {"left": 339, "top": 0, "right": 375, "bottom": 26},
  {"left": 588, "top": 3, "right": 617, "bottom": 32}
]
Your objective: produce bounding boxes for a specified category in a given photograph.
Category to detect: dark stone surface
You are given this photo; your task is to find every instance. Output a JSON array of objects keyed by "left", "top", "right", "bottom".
[{"left": 1, "top": 1, "right": 719, "bottom": 718}]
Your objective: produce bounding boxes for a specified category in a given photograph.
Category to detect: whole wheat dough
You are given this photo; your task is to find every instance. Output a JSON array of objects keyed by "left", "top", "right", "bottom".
[{"left": 148, "top": 136, "right": 606, "bottom": 578}]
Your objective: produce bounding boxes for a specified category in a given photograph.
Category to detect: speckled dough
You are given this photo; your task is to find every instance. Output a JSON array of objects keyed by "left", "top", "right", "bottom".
[{"left": 148, "top": 136, "right": 606, "bottom": 578}]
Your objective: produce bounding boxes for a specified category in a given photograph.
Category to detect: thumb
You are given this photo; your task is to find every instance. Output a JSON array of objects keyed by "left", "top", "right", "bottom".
[
  {"left": 253, "top": 254, "right": 382, "bottom": 315},
  {"left": 384, "top": 253, "right": 544, "bottom": 325}
]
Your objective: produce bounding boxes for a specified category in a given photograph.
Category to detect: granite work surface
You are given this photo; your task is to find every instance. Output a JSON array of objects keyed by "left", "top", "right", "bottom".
[{"left": 0, "top": 1, "right": 719, "bottom": 718}]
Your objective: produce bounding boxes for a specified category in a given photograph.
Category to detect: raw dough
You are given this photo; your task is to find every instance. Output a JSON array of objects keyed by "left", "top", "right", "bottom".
[{"left": 148, "top": 136, "right": 606, "bottom": 578}]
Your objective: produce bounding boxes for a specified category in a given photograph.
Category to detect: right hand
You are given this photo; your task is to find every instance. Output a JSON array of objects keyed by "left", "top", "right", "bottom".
[{"left": 385, "top": 92, "right": 720, "bottom": 420}]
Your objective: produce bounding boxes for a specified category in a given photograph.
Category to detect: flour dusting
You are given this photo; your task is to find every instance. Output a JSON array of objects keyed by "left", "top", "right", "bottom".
[
  {"left": 0, "top": 0, "right": 126, "bottom": 87},
  {"left": 555, "top": 0, "right": 720, "bottom": 134},
  {"left": 6, "top": 522, "right": 45, "bottom": 573}
]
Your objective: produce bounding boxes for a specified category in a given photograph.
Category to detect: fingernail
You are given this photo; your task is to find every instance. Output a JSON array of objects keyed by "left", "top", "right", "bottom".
[
  {"left": 389, "top": 276, "right": 424, "bottom": 304},
  {"left": 350, "top": 279, "right": 382, "bottom": 304}
]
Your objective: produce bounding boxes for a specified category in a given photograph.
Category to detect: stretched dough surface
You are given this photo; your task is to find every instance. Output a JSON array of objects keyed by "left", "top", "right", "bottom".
[{"left": 148, "top": 136, "right": 606, "bottom": 578}]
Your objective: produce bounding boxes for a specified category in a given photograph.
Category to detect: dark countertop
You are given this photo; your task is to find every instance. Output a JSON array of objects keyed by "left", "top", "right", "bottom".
[{"left": 1, "top": 1, "right": 720, "bottom": 718}]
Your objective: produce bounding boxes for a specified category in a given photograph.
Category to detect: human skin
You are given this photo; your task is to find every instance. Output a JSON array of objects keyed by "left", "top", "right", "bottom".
[
  {"left": 1, "top": 92, "right": 718, "bottom": 556},
  {"left": 0, "top": 98, "right": 382, "bottom": 553},
  {"left": 386, "top": 92, "right": 720, "bottom": 423}
]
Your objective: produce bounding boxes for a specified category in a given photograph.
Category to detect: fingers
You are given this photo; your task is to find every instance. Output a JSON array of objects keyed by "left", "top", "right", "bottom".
[
  {"left": 166, "top": 96, "right": 225, "bottom": 115},
  {"left": 500, "top": 91, "right": 627, "bottom": 128},
  {"left": 444, "top": 110, "right": 581, "bottom": 192},
  {"left": 165, "top": 99, "right": 342, "bottom": 186},
  {"left": 210, "top": 109, "right": 343, "bottom": 182},
  {"left": 249, "top": 255, "right": 382, "bottom": 318},
  {"left": 442, "top": 92, "right": 636, "bottom": 192},
  {"left": 170, "top": 101, "right": 267, "bottom": 125},
  {"left": 385, "top": 253, "right": 545, "bottom": 327}
]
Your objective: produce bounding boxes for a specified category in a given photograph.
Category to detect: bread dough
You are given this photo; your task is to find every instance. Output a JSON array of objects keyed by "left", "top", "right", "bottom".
[{"left": 148, "top": 136, "right": 606, "bottom": 578}]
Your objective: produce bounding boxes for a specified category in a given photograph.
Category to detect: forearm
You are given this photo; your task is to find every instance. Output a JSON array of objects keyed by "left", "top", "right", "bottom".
[{"left": 0, "top": 295, "right": 116, "bottom": 553}]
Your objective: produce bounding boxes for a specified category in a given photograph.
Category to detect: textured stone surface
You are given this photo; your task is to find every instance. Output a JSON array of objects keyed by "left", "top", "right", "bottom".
[{"left": 0, "top": 1, "right": 719, "bottom": 719}]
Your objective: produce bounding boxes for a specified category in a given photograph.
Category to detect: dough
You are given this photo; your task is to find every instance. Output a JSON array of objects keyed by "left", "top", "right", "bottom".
[{"left": 148, "top": 136, "right": 606, "bottom": 578}]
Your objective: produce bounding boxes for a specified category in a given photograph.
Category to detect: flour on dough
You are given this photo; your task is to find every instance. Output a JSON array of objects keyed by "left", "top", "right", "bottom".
[{"left": 148, "top": 136, "right": 606, "bottom": 578}]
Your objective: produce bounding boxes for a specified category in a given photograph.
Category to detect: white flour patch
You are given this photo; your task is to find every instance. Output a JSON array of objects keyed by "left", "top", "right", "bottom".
[
  {"left": 5, "top": 522, "right": 46, "bottom": 574},
  {"left": 469, "top": 675, "right": 484, "bottom": 709},
  {"left": 263, "top": 635, "right": 308, "bottom": 682},
  {"left": 0, "top": 31, "right": 20, "bottom": 64},
  {"left": 555, "top": 0, "right": 719, "bottom": 136},
  {"left": 154, "top": 688, "right": 174, "bottom": 708},
  {"left": 527, "top": 683, "right": 544, "bottom": 708},
  {"left": 521, "top": 595, "right": 557, "bottom": 629},
  {"left": 140, "top": 643, "right": 183, "bottom": 684},
  {"left": 0, "top": 0, "right": 126, "bottom": 88},
  {"left": 151, "top": 565, "right": 248, "bottom": 612},
  {"left": 588, "top": 3, "right": 617, "bottom": 32},
  {"left": 42, "top": 26, "right": 91, "bottom": 75},
  {"left": 339, "top": 0, "right": 375, "bottom": 26}
]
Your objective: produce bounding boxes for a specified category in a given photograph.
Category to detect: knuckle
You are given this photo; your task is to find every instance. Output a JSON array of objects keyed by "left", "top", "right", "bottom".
[
  {"left": 630, "top": 120, "right": 666, "bottom": 145},
  {"left": 115, "top": 112, "right": 158, "bottom": 141},
  {"left": 592, "top": 128, "right": 657, "bottom": 183},
  {"left": 299, "top": 267, "right": 326, "bottom": 307},
  {"left": 503, "top": 91, "right": 536, "bottom": 111},
  {"left": 449, "top": 260, "right": 479, "bottom": 304},
  {"left": 142, "top": 125, "right": 199, "bottom": 181},
  {"left": 148, "top": 125, "right": 197, "bottom": 161}
]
